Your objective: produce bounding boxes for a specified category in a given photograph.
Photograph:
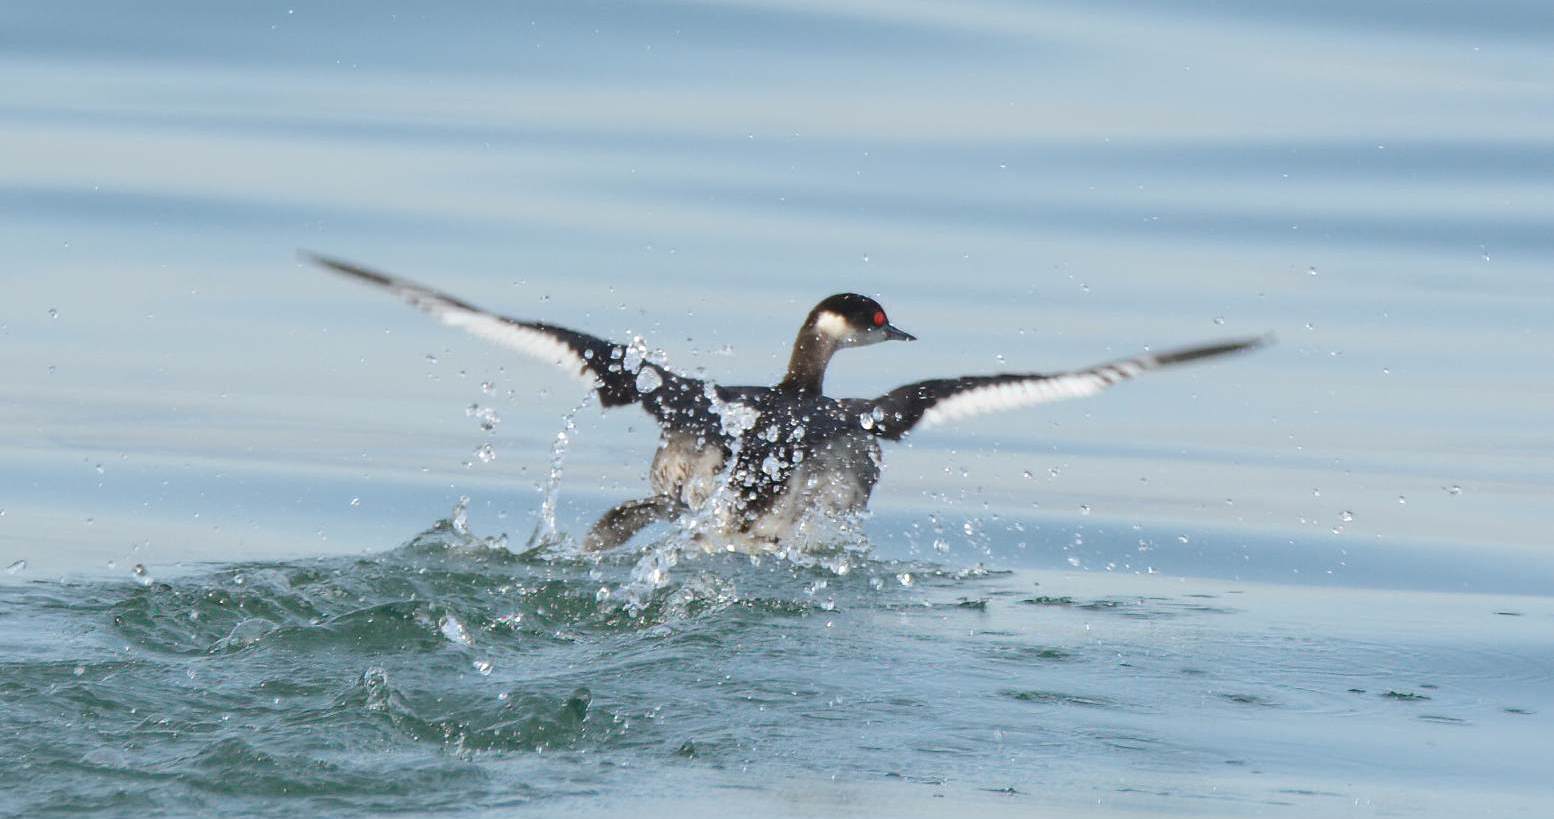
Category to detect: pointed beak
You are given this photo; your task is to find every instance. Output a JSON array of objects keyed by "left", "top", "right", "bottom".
[{"left": 884, "top": 323, "right": 916, "bottom": 342}]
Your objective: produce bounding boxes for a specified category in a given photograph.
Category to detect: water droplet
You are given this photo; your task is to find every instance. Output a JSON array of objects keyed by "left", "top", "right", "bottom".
[
  {"left": 1397, "top": 495, "right": 1407, "bottom": 505},
  {"left": 1177, "top": 535, "right": 1189, "bottom": 544},
  {"left": 47, "top": 308, "right": 59, "bottom": 319},
  {"left": 472, "top": 659, "right": 493, "bottom": 675},
  {"left": 73, "top": 665, "right": 85, "bottom": 676},
  {"left": 1079, "top": 504, "right": 1091, "bottom": 516},
  {"left": 480, "top": 380, "right": 495, "bottom": 395},
  {"left": 760, "top": 453, "right": 785, "bottom": 479},
  {"left": 424, "top": 353, "right": 438, "bottom": 365},
  {"left": 857, "top": 412, "right": 874, "bottom": 430},
  {"left": 1445, "top": 485, "right": 1462, "bottom": 496},
  {"left": 634, "top": 367, "right": 662, "bottom": 393},
  {"left": 466, "top": 403, "right": 502, "bottom": 431},
  {"left": 349, "top": 497, "right": 361, "bottom": 508},
  {"left": 595, "top": 586, "right": 612, "bottom": 602},
  {"left": 1307, "top": 266, "right": 1318, "bottom": 276},
  {"left": 131, "top": 563, "right": 151, "bottom": 586},
  {"left": 896, "top": 572, "right": 914, "bottom": 587},
  {"left": 1340, "top": 510, "right": 1354, "bottom": 523},
  {"left": 5, "top": 559, "right": 25, "bottom": 575},
  {"left": 473, "top": 443, "right": 496, "bottom": 463},
  {"left": 94, "top": 464, "right": 104, "bottom": 475},
  {"left": 715, "top": 400, "right": 760, "bottom": 437},
  {"left": 1312, "top": 488, "right": 1321, "bottom": 497},
  {"left": 450, "top": 496, "right": 470, "bottom": 536},
  {"left": 1213, "top": 316, "right": 1225, "bottom": 326}
]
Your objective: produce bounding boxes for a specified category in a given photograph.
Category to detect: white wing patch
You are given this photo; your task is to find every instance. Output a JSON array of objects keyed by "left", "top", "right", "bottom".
[
  {"left": 917, "top": 359, "right": 1151, "bottom": 428},
  {"left": 423, "top": 304, "right": 596, "bottom": 387},
  {"left": 314, "top": 256, "right": 599, "bottom": 387}
]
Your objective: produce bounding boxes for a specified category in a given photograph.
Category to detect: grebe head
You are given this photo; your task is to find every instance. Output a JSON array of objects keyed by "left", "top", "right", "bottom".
[{"left": 806, "top": 293, "right": 915, "bottom": 348}]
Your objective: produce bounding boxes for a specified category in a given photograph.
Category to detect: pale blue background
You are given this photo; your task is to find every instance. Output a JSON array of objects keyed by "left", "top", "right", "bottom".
[{"left": 3, "top": 0, "right": 1550, "bottom": 589}]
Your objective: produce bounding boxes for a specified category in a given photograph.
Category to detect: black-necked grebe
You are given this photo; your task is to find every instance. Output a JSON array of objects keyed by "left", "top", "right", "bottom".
[{"left": 310, "top": 255, "right": 1266, "bottom": 551}]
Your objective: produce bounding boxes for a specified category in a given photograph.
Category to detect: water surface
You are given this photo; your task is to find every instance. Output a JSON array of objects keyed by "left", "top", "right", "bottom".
[{"left": 2, "top": 1, "right": 1551, "bottom": 815}]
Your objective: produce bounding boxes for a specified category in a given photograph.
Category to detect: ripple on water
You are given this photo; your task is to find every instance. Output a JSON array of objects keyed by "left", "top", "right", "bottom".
[
  {"left": 1002, "top": 689, "right": 1123, "bottom": 710},
  {"left": 1217, "top": 692, "right": 1280, "bottom": 708},
  {"left": 346, "top": 666, "right": 610, "bottom": 753},
  {"left": 978, "top": 643, "right": 1079, "bottom": 663}
]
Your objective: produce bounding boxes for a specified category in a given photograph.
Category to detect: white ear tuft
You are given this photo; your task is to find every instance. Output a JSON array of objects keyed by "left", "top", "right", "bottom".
[{"left": 814, "top": 310, "right": 851, "bottom": 339}]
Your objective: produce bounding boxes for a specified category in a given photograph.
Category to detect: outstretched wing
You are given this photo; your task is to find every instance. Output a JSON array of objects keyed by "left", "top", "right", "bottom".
[
  {"left": 308, "top": 254, "right": 721, "bottom": 433},
  {"left": 849, "top": 337, "right": 1268, "bottom": 440}
]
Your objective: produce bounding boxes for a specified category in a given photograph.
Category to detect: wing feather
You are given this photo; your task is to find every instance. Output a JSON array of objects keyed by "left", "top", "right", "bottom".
[
  {"left": 855, "top": 336, "right": 1268, "bottom": 439},
  {"left": 307, "top": 254, "right": 716, "bottom": 428}
]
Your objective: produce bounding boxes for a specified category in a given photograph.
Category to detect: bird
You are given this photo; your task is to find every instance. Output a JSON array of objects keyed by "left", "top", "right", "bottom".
[{"left": 308, "top": 254, "right": 1266, "bottom": 552}]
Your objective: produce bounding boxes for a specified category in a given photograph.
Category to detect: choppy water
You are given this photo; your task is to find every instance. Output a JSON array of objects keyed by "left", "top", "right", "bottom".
[
  {"left": 4, "top": 0, "right": 1554, "bottom": 815},
  {"left": 5, "top": 512, "right": 1551, "bottom": 817}
]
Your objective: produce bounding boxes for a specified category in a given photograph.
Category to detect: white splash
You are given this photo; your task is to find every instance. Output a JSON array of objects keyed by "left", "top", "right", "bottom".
[
  {"left": 530, "top": 392, "right": 595, "bottom": 547},
  {"left": 439, "top": 614, "right": 473, "bottom": 646},
  {"left": 614, "top": 386, "right": 762, "bottom": 611}
]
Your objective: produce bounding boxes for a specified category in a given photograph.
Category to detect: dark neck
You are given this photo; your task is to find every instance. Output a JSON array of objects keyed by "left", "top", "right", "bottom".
[{"left": 777, "top": 329, "right": 838, "bottom": 395}]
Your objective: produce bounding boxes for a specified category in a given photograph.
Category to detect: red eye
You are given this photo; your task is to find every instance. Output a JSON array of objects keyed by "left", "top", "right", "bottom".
[{"left": 872, "top": 310, "right": 886, "bottom": 327}]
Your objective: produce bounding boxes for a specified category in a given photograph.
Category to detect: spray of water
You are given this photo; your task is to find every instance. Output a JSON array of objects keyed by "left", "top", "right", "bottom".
[
  {"left": 615, "top": 384, "right": 761, "bottom": 612},
  {"left": 453, "top": 346, "right": 872, "bottom": 611},
  {"left": 528, "top": 392, "right": 595, "bottom": 550}
]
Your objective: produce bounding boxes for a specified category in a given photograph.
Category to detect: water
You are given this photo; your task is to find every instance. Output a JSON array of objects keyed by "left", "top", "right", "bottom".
[
  {"left": 5, "top": 516, "right": 1550, "bottom": 817},
  {"left": 3, "top": 1, "right": 1553, "bottom": 815}
]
